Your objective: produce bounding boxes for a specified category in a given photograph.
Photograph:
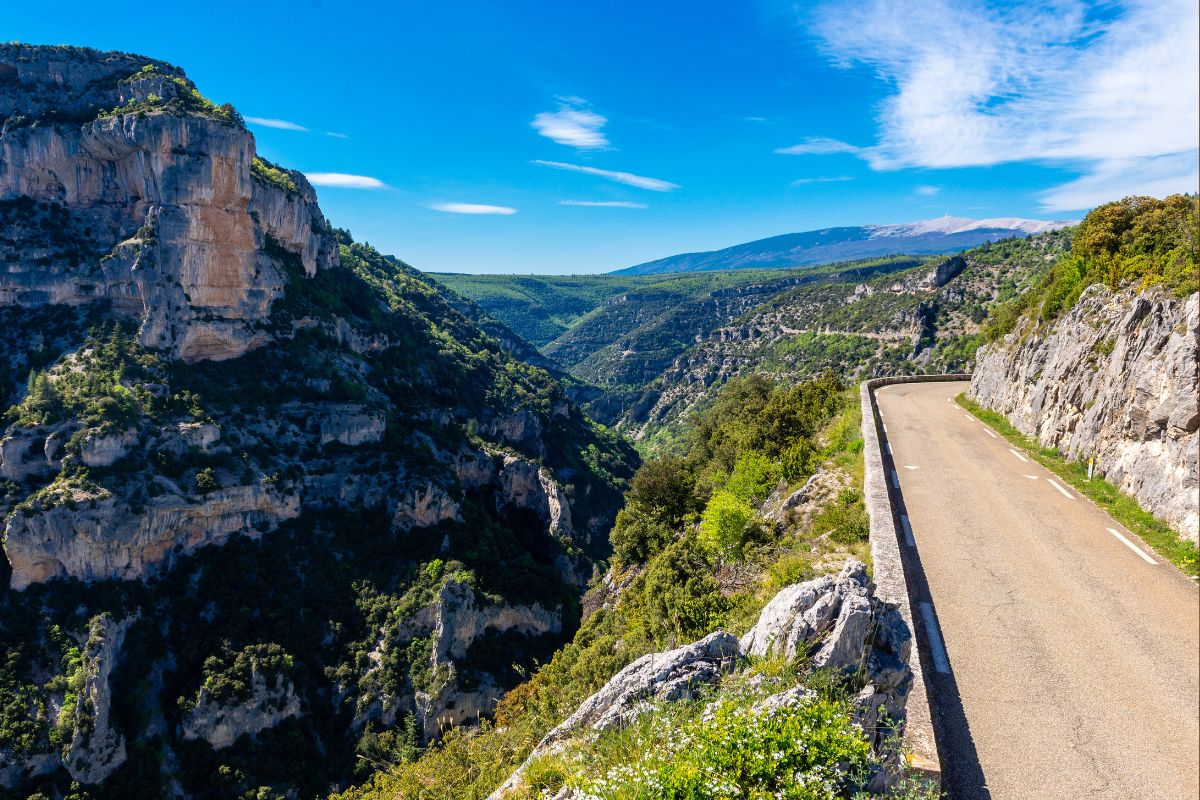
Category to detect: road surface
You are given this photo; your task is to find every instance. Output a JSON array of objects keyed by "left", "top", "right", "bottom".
[{"left": 875, "top": 380, "right": 1199, "bottom": 800}]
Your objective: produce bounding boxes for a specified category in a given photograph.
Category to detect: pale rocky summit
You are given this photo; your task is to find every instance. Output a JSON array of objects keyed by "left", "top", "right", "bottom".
[
  {"left": 0, "top": 43, "right": 338, "bottom": 362},
  {"left": 971, "top": 285, "right": 1200, "bottom": 541}
]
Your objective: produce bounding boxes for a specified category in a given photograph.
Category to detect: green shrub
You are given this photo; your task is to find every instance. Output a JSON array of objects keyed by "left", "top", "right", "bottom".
[
  {"left": 567, "top": 690, "right": 872, "bottom": 800},
  {"left": 699, "top": 490, "right": 756, "bottom": 556}
]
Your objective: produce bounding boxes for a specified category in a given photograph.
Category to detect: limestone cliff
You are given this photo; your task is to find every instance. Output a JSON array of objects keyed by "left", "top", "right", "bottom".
[
  {"left": 0, "top": 43, "right": 338, "bottom": 362},
  {"left": 970, "top": 285, "right": 1199, "bottom": 541}
]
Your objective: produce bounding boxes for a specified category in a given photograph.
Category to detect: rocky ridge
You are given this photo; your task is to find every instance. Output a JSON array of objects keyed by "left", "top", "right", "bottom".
[{"left": 621, "top": 233, "right": 1068, "bottom": 445}]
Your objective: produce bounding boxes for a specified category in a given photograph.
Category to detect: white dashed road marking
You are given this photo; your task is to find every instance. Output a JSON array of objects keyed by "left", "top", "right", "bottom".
[
  {"left": 1023, "top": 475, "right": 1039, "bottom": 480},
  {"left": 919, "top": 601, "right": 952, "bottom": 674},
  {"left": 1047, "top": 479, "right": 1074, "bottom": 499},
  {"left": 982, "top": 428, "right": 998, "bottom": 439},
  {"left": 900, "top": 515, "right": 915, "bottom": 547},
  {"left": 1007, "top": 448, "right": 1029, "bottom": 463},
  {"left": 903, "top": 464, "right": 919, "bottom": 470},
  {"left": 1106, "top": 527, "right": 1156, "bottom": 564}
]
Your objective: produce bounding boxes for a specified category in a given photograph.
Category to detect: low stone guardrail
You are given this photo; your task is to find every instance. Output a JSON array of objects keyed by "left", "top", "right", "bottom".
[{"left": 860, "top": 374, "right": 970, "bottom": 779}]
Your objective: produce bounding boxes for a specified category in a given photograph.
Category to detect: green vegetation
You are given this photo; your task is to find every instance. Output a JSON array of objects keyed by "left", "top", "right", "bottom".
[
  {"left": 983, "top": 195, "right": 1196, "bottom": 341},
  {"left": 531, "top": 670, "right": 887, "bottom": 800},
  {"left": 250, "top": 157, "right": 298, "bottom": 194},
  {"left": 194, "top": 643, "right": 295, "bottom": 706},
  {"left": 8, "top": 323, "right": 168, "bottom": 431},
  {"left": 334, "top": 373, "right": 876, "bottom": 800},
  {"left": 96, "top": 71, "right": 241, "bottom": 125},
  {"left": 957, "top": 394, "right": 1199, "bottom": 577}
]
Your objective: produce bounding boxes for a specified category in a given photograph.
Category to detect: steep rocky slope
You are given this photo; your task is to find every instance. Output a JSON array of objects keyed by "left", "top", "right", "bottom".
[
  {"left": 0, "top": 45, "right": 635, "bottom": 799},
  {"left": 971, "top": 285, "right": 1199, "bottom": 541},
  {"left": 969, "top": 194, "right": 1198, "bottom": 543}
]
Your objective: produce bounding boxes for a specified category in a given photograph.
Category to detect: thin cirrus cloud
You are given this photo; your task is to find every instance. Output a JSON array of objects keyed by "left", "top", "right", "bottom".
[
  {"left": 776, "top": 138, "right": 866, "bottom": 156},
  {"left": 428, "top": 202, "right": 518, "bottom": 215},
  {"left": 794, "top": 0, "right": 1199, "bottom": 211},
  {"left": 559, "top": 200, "right": 648, "bottom": 209},
  {"left": 789, "top": 175, "right": 854, "bottom": 186},
  {"left": 915, "top": 185, "right": 940, "bottom": 197},
  {"left": 531, "top": 160, "right": 679, "bottom": 192},
  {"left": 325, "top": 131, "right": 349, "bottom": 139},
  {"left": 305, "top": 173, "right": 386, "bottom": 189},
  {"left": 531, "top": 98, "right": 609, "bottom": 149},
  {"left": 244, "top": 116, "right": 308, "bottom": 132}
]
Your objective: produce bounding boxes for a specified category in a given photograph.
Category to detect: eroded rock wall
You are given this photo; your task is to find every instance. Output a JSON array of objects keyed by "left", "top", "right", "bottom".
[
  {"left": 0, "top": 43, "right": 338, "bottom": 362},
  {"left": 970, "top": 285, "right": 1199, "bottom": 541}
]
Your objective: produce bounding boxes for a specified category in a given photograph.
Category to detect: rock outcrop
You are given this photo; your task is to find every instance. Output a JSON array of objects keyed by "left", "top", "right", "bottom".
[
  {"left": 490, "top": 631, "right": 742, "bottom": 799},
  {"left": 740, "top": 561, "right": 912, "bottom": 751},
  {"left": 4, "top": 482, "right": 301, "bottom": 589},
  {"left": 0, "top": 43, "right": 338, "bottom": 362},
  {"left": 60, "top": 614, "right": 134, "bottom": 783},
  {"left": 0, "top": 613, "right": 135, "bottom": 788},
  {"left": 182, "top": 672, "right": 301, "bottom": 750},
  {"left": 970, "top": 285, "right": 1199, "bottom": 541},
  {"left": 494, "top": 561, "right": 915, "bottom": 798}
]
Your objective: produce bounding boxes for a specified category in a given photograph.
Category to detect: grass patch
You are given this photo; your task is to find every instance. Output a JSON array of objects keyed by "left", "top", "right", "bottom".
[{"left": 956, "top": 393, "right": 1199, "bottom": 577}]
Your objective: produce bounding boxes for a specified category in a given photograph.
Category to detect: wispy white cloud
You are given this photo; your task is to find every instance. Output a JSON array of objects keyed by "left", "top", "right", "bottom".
[
  {"left": 245, "top": 116, "right": 308, "bottom": 132},
  {"left": 532, "top": 160, "right": 679, "bottom": 192},
  {"left": 325, "top": 131, "right": 349, "bottom": 139},
  {"left": 776, "top": 138, "right": 865, "bottom": 156},
  {"left": 428, "top": 202, "right": 517, "bottom": 215},
  {"left": 532, "top": 98, "right": 609, "bottom": 149},
  {"left": 559, "top": 200, "right": 648, "bottom": 208},
  {"left": 804, "top": 0, "right": 1199, "bottom": 210},
  {"left": 915, "top": 184, "right": 940, "bottom": 196},
  {"left": 305, "top": 173, "right": 385, "bottom": 189},
  {"left": 1038, "top": 151, "right": 1199, "bottom": 212},
  {"left": 789, "top": 175, "right": 854, "bottom": 186}
]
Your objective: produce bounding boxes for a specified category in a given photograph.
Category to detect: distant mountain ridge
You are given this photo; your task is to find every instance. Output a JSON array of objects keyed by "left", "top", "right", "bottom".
[{"left": 614, "top": 215, "right": 1075, "bottom": 275}]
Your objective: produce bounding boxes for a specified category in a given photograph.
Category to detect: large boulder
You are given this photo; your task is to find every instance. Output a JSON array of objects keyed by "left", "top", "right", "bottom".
[{"left": 490, "top": 631, "right": 742, "bottom": 799}]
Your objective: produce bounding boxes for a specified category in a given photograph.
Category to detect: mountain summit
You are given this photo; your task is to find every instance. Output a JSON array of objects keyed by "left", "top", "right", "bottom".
[{"left": 614, "top": 215, "right": 1074, "bottom": 275}]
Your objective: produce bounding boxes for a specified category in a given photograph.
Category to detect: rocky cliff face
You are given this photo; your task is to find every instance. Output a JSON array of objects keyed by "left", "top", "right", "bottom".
[
  {"left": 0, "top": 45, "right": 636, "bottom": 799},
  {"left": 970, "top": 285, "right": 1199, "bottom": 541},
  {"left": 182, "top": 672, "right": 302, "bottom": 750},
  {"left": 0, "top": 43, "right": 338, "bottom": 362}
]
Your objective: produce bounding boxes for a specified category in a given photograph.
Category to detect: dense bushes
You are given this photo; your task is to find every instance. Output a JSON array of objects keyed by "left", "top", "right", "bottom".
[{"left": 983, "top": 194, "right": 1197, "bottom": 341}]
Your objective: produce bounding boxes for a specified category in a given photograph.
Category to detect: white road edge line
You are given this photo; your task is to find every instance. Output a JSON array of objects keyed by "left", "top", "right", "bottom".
[
  {"left": 1007, "top": 448, "right": 1029, "bottom": 463},
  {"left": 982, "top": 428, "right": 998, "bottom": 439},
  {"left": 885, "top": 442, "right": 892, "bottom": 454},
  {"left": 1106, "top": 527, "right": 1156, "bottom": 564},
  {"left": 900, "top": 515, "right": 915, "bottom": 547},
  {"left": 890, "top": 470, "right": 900, "bottom": 489},
  {"left": 1047, "top": 478, "right": 1074, "bottom": 500},
  {"left": 919, "top": 601, "right": 951, "bottom": 674}
]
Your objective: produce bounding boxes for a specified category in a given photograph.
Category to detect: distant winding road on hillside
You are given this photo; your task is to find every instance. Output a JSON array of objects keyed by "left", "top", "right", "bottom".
[{"left": 876, "top": 380, "right": 1199, "bottom": 800}]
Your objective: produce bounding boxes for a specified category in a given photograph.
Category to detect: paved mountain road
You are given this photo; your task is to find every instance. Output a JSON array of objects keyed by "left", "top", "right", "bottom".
[{"left": 875, "top": 380, "right": 1199, "bottom": 800}]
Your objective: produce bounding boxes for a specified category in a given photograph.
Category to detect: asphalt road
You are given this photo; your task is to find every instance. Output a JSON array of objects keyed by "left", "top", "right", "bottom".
[{"left": 875, "top": 380, "right": 1200, "bottom": 800}]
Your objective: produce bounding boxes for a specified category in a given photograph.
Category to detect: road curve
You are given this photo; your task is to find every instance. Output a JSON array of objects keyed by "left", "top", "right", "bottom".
[{"left": 875, "top": 380, "right": 1199, "bottom": 800}]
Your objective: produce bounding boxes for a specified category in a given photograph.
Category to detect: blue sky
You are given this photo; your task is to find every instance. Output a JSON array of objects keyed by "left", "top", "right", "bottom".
[{"left": 6, "top": 0, "right": 1197, "bottom": 273}]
